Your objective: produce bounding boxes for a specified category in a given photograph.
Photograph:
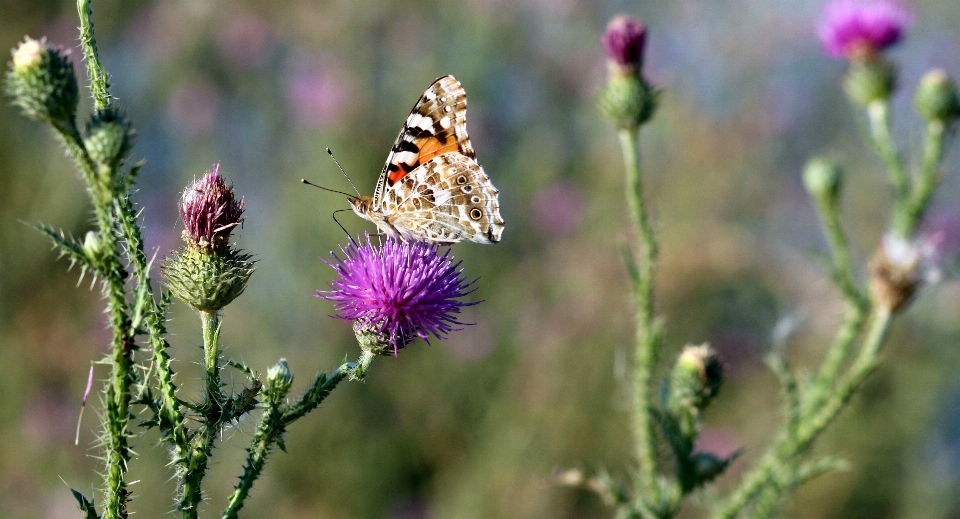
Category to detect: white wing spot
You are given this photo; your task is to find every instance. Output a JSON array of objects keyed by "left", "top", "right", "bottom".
[
  {"left": 439, "top": 116, "right": 451, "bottom": 129},
  {"left": 407, "top": 113, "right": 435, "bottom": 132},
  {"left": 394, "top": 151, "right": 417, "bottom": 165},
  {"left": 443, "top": 105, "right": 452, "bottom": 113}
]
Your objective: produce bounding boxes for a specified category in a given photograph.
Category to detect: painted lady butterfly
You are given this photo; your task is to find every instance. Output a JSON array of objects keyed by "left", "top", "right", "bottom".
[{"left": 349, "top": 76, "right": 504, "bottom": 245}]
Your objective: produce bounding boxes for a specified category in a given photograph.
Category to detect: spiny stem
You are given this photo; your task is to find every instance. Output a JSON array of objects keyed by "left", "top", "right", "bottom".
[
  {"left": 77, "top": 0, "right": 111, "bottom": 111},
  {"left": 866, "top": 101, "right": 910, "bottom": 237},
  {"left": 222, "top": 361, "right": 355, "bottom": 519},
  {"left": 619, "top": 127, "right": 661, "bottom": 507},
  {"left": 904, "top": 119, "right": 947, "bottom": 234}
]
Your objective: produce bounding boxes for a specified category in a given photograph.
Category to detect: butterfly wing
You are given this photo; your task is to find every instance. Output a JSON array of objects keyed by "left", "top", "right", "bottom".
[
  {"left": 382, "top": 154, "right": 504, "bottom": 244},
  {"left": 373, "top": 75, "right": 476, "bottom": 208}
]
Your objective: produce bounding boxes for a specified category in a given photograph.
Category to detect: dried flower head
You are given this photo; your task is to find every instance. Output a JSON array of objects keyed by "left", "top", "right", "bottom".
[
  {"left": 869, "top": 233, "right": 940, "bottom": 313},
  {"left": 180, "top": 164, "right": 244, "bottom": 250},
  {"left": 819, "top": 0, "right": 911, "bottom": 60},
  {"left": 318, "top": 235, "right": 478, "bottom": 354},
  {"left": 602, "top": 15, "right": 647, "bottom": 70}
]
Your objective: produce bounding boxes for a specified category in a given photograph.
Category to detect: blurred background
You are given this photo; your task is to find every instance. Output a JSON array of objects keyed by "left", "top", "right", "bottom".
[{"left": 2, "top": 0, "right": 960, "bottom": 517}]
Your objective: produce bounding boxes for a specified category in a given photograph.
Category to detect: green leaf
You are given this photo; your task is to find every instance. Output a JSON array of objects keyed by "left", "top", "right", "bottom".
[{"left": 70, "top": 488, "right": 100, "bottom": 519}]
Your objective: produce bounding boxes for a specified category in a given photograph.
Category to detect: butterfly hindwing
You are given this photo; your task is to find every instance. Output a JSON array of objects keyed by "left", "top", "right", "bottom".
[{"left": 384, "top": 154, "right": 503, "bottom": 244}]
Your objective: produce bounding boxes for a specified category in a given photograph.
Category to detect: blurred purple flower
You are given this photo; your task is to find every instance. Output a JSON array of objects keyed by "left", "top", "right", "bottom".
[
  {"left": 180, "top": 164, "right": 244, "bottom": 249},
  {"left": 317, "top": 235, "right": 478, "bottom": 353},
  {"left": 217, "top": 15, "right": 274, "bottom": 69},
  {"left": 531, "top": 182, "right": 583, "bottom": 236},
  {"left": 601, "top": 15, "right": 647, "bottom": 68},
  {"left": 286, "top": 56, "right": 351, "bottom": 129},
  {"left": 818, "top": 0, "right": 912, "bottom": 60}
]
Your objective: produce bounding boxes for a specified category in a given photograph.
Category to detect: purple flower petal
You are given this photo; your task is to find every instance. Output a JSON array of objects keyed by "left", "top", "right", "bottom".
[
  {"left": 180, "top": 164, "right": 244, "bottom": 249},
  {"left": 601, "top": 15, "right": 647, "bottom": 68}
]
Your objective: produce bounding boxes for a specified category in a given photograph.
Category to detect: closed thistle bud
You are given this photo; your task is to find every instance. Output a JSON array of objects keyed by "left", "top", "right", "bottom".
[
  {"left": 803, "top": 157, "right": 843, "bottom": 209},
  {"left": 84, "top": 107, "right": 135, "bottom": 171},
  {"left": 597, "top": 15, "right": 657, "bottom": 130},
  {"left": 5, "top": 37, "right": 78, "bottom": 126},
  {"left": 914, "top": 69, "right": 960, "bottom": 124},
  {"left": 162, "top": 164, "right": 255, "bottom": 312},
  {"left": 82, "top": 230, "right": 104, "bottom": 263},
  {"left": 843, "top": 57, "right": 897, "bottom": 106},
  {"left": 669, "top": 344, "right": 723, "bottom": 411},
  {"left": 266, "top": 358, "right": 293, "bottom": 396}
]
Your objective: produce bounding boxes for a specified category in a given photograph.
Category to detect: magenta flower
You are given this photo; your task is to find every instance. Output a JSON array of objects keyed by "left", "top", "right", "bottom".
[
  {"left": 317, "top": 235, "right": 478, "bottom": 353},
  {"left": 180, "top": 164, "right": 244, "bottom": 249},
  {"left": 601, "top": 15, "right": 647, "bottom": 69},
  {"left": 818, "top": 0, "right": 912, "bottom": 60}
]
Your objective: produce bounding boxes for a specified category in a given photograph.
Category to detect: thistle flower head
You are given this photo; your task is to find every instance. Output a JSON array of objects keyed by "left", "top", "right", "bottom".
[
  {"left": 819, "top": 0, "right": 911, "bottom": 61},
  {"left": 180, "top": 164, "right": 244, "bottom": 250},
  {"left": 163, "top": 163, "right": 254, "bottom": 312},
  {"left": 601, "top": 15, "right": 647, "bottom": 71},
  {"left": 317, "top": 235, "right": 478, "bottom": 355}
]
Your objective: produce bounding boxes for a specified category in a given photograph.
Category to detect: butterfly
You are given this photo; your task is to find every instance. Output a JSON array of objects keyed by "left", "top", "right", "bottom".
[{"left": 348, "top": 75, "right": 504, "bottom": 245}]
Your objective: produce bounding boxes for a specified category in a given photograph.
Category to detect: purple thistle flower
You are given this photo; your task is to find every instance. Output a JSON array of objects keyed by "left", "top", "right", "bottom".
[
  {"left": 601, "top": 15, "right": 648, "bottom": 69},
  {"left": 818, "top": 0, "right": 912, "bottom": 60},
  {"left": 317, "top": 235, "right": 478, "bottom": 354},
  {"left": 180, "top": 163, "right": 244, "bottom": 249}
]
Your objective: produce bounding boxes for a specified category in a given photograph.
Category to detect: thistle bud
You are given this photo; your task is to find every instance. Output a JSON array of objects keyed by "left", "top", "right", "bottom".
[
  {"left": 803, "top": 157, "right": 843, "bottom": 209},
  {"left": 84, "top": 107, "right": 135, "bottom": 172},
  {"left": 843, "top": 57, "right": 897, "bottom": 106},
  {"left": 6, "top": 37, "right": 78, "bottom": 126},
  {"left": 597, "top": 15, "right": 657, "bottom": 130},
  {"left": 81, "top": 231, "right": 103, "bottom": 263},
  {"left": 669, "top": 344, "right": 723, "bottom": 411},
  {"left": 266, "top": 358, "right": 293, "bottom": 395},
  {"left": 914, "top": 69, "right": 960, "bottom": 124},
  {"left": 162, "top": 164, "right": 255, "bottom": 312}
]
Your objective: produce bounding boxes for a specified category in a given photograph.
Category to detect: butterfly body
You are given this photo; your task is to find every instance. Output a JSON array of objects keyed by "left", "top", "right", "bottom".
[{"left": 349, "top": 76, "right": 503, "bottom": 245}]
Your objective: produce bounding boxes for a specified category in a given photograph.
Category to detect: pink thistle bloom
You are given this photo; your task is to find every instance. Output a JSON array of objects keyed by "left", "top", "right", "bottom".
[
  {"left": 180, "top": 164, "right": 244, "bottom": 250},
  {"left": 317, "top": 235, "right": 478, "bottom": 353},
  {"left": 601, "top": 15, "right": 648, "bottom": 68},
  {"left": 818, "top": 0, "right": 912, "bottom": 60}
]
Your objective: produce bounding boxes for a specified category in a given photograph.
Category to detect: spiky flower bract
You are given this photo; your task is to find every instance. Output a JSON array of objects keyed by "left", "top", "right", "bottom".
[
  {"left": 819, "top": 0, "right": 911, "bottom": 60},
  {"left": 318, "top": 235, "right": 478, "bottom": 354}
]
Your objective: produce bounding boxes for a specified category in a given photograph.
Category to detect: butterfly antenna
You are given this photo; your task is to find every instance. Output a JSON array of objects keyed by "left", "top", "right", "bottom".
[
  {"left": 300, "top": 178, "right": 356, "bottom": 200},
  {"left": 332, "top": 209, "right": 359, "bottom": 247},
  {"left": 327, "top": 147, "right": 361, "bottom": 196}
]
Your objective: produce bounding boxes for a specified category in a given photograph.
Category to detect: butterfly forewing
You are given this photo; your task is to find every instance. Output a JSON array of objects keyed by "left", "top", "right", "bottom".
[{"left": 354, "top": 75, "right": 504, "bottom": 245}]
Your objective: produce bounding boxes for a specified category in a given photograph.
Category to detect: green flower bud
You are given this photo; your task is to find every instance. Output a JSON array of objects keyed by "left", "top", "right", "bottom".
[
  {"left": 81, "top": 230, "right": 103, "bottom": 263},
  {"left": 669, "top": 344, "right": 722, "bottom": 411},
  {"left": 803, "top": 157, "right": 843, "bottom": 209},
  {"left": 843, "top": 57, "right": 897, "bottom": 106},
  {"left": 5, "top": 37, "right": 78, "bottom": 126},
  {"left": 84, "top": 107, "right": 135, "bottom": 171},
  {"left": 266, "top": 358, "right": 293, "bottom": 395},
  {"left": 597, "top": 73, "right": 658, "bottom": 131},
  {"left": 914, "top": 69, "right": 960, "bottom": 124},
  {"left": 162, "top": 246, "right": 255, "bottom": 312}
]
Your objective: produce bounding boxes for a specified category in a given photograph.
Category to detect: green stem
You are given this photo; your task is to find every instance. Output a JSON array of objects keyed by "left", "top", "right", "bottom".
[
  {"left": 180, "top": 310, "right": 223, "bottom": 519},
  {"left": 904, "top": 120, "right": 947, "bottom": 234},
  {"left": 222, "top": 361, "right": 355, "bottom": 519},
  {"left": 77, "top": 0, "right": 111, "bottom": 111},
  {"left": 866, "top": 101, "right": 910, "bottom": 237},
  {"left": 619, "top": 127, "right": 661, "bottom": 506},
  {"left": 714, "top": 309, "right": 893, "bottom": 519}
]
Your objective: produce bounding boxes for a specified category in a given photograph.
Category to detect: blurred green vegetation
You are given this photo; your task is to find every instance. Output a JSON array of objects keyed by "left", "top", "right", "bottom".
[{"left": 2, "top": 0, "right": 960, "bottom": 518}]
